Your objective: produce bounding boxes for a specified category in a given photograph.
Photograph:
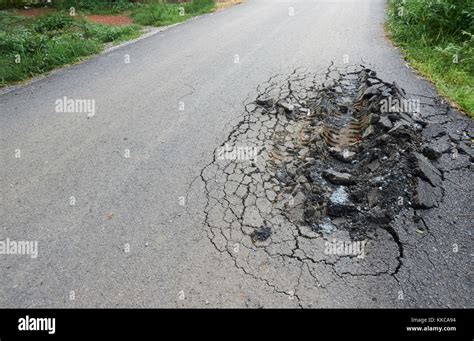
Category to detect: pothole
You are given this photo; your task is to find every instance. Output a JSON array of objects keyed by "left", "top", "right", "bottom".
[
  {"left": 268, "top": 68, "right": 425, "bottom": 241},
  {"left": 200, "top": 64, "right": 446, "bottom": 302}
]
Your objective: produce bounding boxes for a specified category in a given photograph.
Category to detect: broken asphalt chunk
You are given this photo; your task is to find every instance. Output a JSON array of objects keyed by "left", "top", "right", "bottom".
[
  {"left": 378, "top": 116, "right": 393, "bottom": 130},
  {"left": 256, "top": 95, "right": 274, "bottom": 107},
  {"left": 250, "top": 226, "right": 272, "bottom": 242},
  {"left": 327, "top": 186, "right": 356, "bottom": 217},
  {"left": 412, "top": 178, "right": 442, "bottom": 209},
  {"left": 457, "top": 141, "right": 474, "bottom": 161},
  {"left": 422, "top": 136, "right": 451, "bottom": 160},
  {"left": 277, "top": 101, "right": 295, "bottom": 113},
  {"left": 322, "top": 169, "right": 355, "bottom": 185},
  {"left": 412, "top": 152, "right": 443, "bottom": 187}
]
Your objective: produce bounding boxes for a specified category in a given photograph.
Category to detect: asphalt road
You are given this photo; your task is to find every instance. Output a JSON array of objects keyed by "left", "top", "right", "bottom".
[{"left": 0, "top": 0, "right": 472, "bottom": 308}]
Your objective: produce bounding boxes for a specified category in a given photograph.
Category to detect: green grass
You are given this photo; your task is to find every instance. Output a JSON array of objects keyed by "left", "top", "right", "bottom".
[
  {"left": 52, "top": 0, "right": 138, "bottom": 14},
  {"left": 386, "top": 0, "right": 474, "bottom": 117},
  {"left": 130, "top": 0, "right": 215, "bottom": 26},
  {"left": 0, "top": 1, "right": 216, "bottom": 87},
  {"left": 0, "top": 11, "right": 140, "bottom": 86}
]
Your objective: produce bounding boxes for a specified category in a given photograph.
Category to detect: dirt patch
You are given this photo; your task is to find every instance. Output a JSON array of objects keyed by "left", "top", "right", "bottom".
[
  {"left": 15, "top": 10, "right": 134, "bottom": 27},
  {"left": 15, "top": 8, "right": 53, "bottom": 17},
  {"left": 216, "top": 0, "right": 243, "bottom": 10},
  {"left": 87, "top": 15, "right": 133, "bottom": 26}
]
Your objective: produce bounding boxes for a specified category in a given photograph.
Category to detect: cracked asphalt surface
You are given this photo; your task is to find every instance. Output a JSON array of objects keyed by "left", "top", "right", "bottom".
[{"left": 1, "top": 0, "right": 472, "bottom": 308}]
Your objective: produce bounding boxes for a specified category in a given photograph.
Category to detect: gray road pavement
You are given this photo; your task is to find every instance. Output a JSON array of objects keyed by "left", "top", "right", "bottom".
[{"left": 0, "top": 0, "right": 472, "bottom": 308}]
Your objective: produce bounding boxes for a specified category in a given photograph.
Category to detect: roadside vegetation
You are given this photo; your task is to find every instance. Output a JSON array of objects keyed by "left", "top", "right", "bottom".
[
  {"left": 131, "top": 0, "right": 215, "bottom": 26},
  {"left": 0, "top": 0, "right": 216, "bottom": 87},
  {"left": 0, "top": 12, "right": 140, "bottom": 85},
  {"left": 386, "top": 0, "right": 474, "bottom": 117}
]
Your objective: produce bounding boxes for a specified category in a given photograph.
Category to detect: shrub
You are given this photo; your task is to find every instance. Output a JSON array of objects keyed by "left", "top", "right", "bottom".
[
  {"left": 131, "top": 3, "right": 184, "bottom": 26},
  {"left": 32, "top": 13, "right": 74, "bottom": 33},
  {"left": 184, "top": 0, "right": 215, "bottom": 14}
]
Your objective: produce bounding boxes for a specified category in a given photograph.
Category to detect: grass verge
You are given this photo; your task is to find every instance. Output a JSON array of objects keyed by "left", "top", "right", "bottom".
[
  {"left": 0, "top": 11, "right": 140, "bottom": 86},
  {"left": 0, "top": 0, "right": 216, "bottom": 87},
  {"left": 386, "top": 0, "right": 473, "bottom": 117},
  {"left": 130, "top": 0, "right": 215, "bottom": 26}
]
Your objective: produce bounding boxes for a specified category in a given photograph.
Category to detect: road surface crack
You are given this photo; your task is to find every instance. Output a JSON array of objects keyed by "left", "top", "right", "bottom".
[{"left": 199, "top": 64, "right": 460, "bottom": 306}]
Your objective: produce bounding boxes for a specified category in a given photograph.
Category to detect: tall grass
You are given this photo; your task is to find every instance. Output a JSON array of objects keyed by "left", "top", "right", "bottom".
[{"left": 387, "top": 0, "right": 474, "bottom": 116}]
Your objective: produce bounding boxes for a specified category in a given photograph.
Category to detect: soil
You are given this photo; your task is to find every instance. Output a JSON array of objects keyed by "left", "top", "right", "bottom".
[
  {"left": 15, "top": 8, "right": 53, "bottom": 17},
  {"left": 87, "top": 15, "right": 133, "bottom": 26}
]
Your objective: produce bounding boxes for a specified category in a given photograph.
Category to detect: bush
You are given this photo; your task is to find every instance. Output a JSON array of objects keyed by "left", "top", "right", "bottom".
[
  {"left": 32, "top": 13, "right": 74, "bottom": 33},
  {"left": 0, "top": 29, "right": 48, "bottom": 55},
  {"left": 0, "top": 10, "right": 23, "bottom": 26},
  {"left": 131, "top": 3, "right": 184, "bottom": 26},
  {"left": 184, "top": 0, "right": 215, "bottom": 14}
]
